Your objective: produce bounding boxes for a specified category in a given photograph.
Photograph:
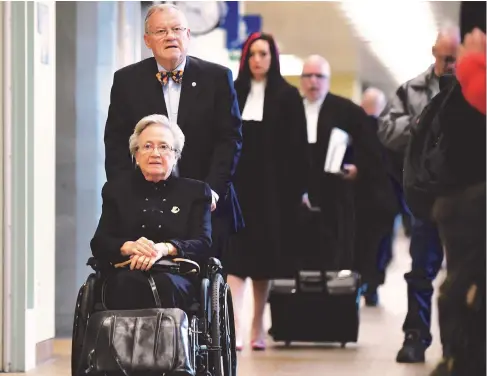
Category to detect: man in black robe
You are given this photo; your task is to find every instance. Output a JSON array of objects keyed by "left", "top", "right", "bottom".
[{"left": 299, "top": 55, "right": 390, "bottom": 280}]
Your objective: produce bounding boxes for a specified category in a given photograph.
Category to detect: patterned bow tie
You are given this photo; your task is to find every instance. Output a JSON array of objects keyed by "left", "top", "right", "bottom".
[{"left": 156, "top": 70, "right": 184, "bottom": 85}]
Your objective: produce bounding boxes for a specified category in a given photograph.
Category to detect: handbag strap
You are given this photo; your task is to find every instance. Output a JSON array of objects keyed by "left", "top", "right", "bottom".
[
  {"left": 147, "top": 273, "right": 162, "bottom": 308},
  {"left": 101, "top": 272, "right": 162, "bottom": 309}
]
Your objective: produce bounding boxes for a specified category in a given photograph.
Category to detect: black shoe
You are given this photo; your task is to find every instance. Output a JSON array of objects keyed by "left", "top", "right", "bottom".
[
  {"left": 396, "top": 332, "right": 426, "bottom": 363},
  {"left": 430, "top": 359, "right": 451, "bottom": 376},
  {"left": 364, "top": 289, "right": 379, "bottom": 307},
  {"left": 362, "top": 284, "right": 379, "bottom": 307}
]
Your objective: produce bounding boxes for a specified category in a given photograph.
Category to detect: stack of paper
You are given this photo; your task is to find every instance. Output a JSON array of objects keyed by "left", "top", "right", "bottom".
[{"left": 324, "top": 127, "right": 350, "bottom": 173}]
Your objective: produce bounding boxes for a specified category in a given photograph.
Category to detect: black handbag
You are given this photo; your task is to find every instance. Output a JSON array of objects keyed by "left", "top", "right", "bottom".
[{"left": 79, "top": 272, "right": 194, "bottom": 376}]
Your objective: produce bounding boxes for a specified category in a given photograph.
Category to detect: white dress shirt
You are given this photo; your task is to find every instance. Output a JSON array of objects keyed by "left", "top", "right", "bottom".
[
  {"left": 241, "top": 79, "right": 266, "bottom": 121},
  {"left": 157, "top": 59, "right": 186, "bottom": 123},
  {"left": 303, "top": 96, "right": 326, "bottom": 144},
  {"left": 157, "top": 59, "right": 219, "bottom": 203}
]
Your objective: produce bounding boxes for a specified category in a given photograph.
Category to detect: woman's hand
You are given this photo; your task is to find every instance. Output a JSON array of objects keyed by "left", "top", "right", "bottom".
[
  {"left": 154, "top": 242, "right": 178, "bottom": 257},
  {"left": 129, "top": 254, "right": 157, "bottom": 271},
  {"left": 121, "top": 237, "right": 157, "bottom": 258},
  {"left": 122, "top": 242, "right": 177, "bottom": 271}
]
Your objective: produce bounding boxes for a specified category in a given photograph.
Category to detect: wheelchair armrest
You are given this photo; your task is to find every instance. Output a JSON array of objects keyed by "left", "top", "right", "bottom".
[{"left": 86, "top": 257, "right": 112, "bottom": 273}]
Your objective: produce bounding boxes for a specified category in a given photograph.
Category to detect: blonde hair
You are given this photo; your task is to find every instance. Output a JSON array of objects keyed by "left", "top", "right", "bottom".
[{"left": 129, "top": 114, "right": 185, "bottom": 159}]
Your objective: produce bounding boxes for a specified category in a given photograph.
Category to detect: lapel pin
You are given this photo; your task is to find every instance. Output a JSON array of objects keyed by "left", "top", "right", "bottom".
[
  {"left": 171, "top": 206, "right": 180, "bottom": 214},
  {"left": 192, "top": 82, "right": 196, "bottom": 87}
]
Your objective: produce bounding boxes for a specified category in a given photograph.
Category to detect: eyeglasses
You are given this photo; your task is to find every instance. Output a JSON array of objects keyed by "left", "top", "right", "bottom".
[
  {"left": 301, "top": 73, "right": 328, "bottom": 79},
  {"left": 139, "top": 143, "right": 178, "bottom": 155},
  {"left": 147, "top": 27, "right": 187, "bottom": 39}
]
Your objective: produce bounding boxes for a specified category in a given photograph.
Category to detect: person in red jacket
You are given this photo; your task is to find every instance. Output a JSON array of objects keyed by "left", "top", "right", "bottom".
[{"left": 456, "top": 28, "right": 486, "bottom": 115}]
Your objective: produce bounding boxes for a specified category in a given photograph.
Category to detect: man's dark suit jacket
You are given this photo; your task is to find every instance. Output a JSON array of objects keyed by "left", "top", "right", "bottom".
[
  {"left": 104, "top": 56, "right": 243, "bottom": 232},
  {"left": 91, "top": 169, "right": 212, "bottom": 266}
]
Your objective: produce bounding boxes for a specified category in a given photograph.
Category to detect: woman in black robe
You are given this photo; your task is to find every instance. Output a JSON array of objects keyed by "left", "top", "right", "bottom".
[{"left": 223, "top": 32, "right": 308, "bottom": 351}]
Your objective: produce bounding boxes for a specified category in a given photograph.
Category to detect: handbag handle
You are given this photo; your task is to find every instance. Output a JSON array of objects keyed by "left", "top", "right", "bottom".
[
  {"left": 100, "top": 272, "right": 162, "bottom": 310},
  {"left": 147, "top": 273, "right": 162, "bottom": 308}
]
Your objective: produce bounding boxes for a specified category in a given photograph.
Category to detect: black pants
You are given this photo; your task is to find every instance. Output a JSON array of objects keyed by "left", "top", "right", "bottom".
[
  {"left": 354, "top": 212, "right": 391, "bottom": 287},
  {"left": 104, "top": 269, "right": 196, "bottom": 312},
  {"left": 430, "top": 183, "right": 486, "bottom": 376}
]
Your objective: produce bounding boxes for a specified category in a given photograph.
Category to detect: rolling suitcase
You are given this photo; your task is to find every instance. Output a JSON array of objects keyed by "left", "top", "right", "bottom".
[{"left": 268, "top": 206, "right": 361, "bottom": 347}]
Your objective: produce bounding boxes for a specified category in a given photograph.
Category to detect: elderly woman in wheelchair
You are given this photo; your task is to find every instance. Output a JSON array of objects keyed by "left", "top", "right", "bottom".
[{"left": 72, "top": 114, "right": 236, "bottom": 376}]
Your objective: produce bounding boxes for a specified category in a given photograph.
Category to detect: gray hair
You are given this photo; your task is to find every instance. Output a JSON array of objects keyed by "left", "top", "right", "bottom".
[
  {"left": 129, "top": 114, "right": 185, "bottom": 159},
  {"left": 363, "top": 87, "right": 386, "bottom": 106},
  {"left": 144, "top": 4, "right": 188, "bottom": 34},
  {"left": 435, "top": 24, "right": 461, "bottom": 44}
]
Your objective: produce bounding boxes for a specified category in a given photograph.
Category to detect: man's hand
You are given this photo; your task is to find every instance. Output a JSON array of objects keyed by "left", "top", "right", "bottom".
[
  {"left": 340, "top": 164, "right": 358, "bottom": 181},
  {"left": 302, "top": 193, "right": 312, "bottom": 209},
  {"left": 458, "top": 28, "right": 486, "bottom": 62},
  {"left": 211, "top": 190, "right": 219, "bottom": 212}
]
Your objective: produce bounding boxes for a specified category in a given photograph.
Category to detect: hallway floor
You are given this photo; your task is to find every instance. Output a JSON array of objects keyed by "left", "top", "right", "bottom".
[{"left": 13, "top": 234, "right": 443, "bottom": 376}]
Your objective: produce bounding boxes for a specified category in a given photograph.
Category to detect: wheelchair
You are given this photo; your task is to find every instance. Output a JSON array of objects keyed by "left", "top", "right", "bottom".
[{"left": 71, "top": 256, "right": 237, "bottom": 376}]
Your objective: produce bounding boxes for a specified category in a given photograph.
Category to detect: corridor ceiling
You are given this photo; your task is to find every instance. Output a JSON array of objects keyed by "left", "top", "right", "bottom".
[{"left": 243, "top": 1, "right": 461, "bottom": 96}]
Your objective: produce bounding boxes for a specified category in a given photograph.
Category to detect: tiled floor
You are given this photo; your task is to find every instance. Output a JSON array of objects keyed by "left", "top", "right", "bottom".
[{"left": 13, "top": 233, "right": 444, "bottom": 376}]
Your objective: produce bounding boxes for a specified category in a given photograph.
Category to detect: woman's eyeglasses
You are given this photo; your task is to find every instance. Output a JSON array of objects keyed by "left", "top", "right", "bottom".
[{"left": 139, "top": 143, "right": 178, "bottom": 155}]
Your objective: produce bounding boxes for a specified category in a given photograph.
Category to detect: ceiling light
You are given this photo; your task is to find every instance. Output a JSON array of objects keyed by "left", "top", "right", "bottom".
[{"left": 340, "top": 1, "right": 438, "bottom": 84}]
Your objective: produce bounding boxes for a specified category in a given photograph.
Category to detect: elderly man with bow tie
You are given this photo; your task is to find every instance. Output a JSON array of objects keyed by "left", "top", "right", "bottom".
[{"left": 103, "top": 3, "right": 244, "bottom": 260}]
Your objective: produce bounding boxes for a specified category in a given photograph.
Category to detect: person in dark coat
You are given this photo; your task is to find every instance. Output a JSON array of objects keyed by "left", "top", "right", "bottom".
[
  {"left": 223, "top": 32, "right": 308, "bottom": 351},
  {"left": 359, "top": 87, "right": 401, "bottom": 306},
  {"left": 430, "top": 6, "right": 486, "bottom": 374},
  {"left": 103, "top": 4, "right": 243, "bottom": 261},
  {"left": 299, "top": 55, "right": 388, "bottom": 281},
  {"left": 91, "top": 114, "right": 212, "bottom": 312}
]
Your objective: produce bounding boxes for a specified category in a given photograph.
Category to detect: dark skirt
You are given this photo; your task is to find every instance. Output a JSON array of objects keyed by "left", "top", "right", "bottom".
[
  {"left": 103, "top": 269, "right": 196, "bottom": 312},
  {"left": 224, "top": 120, "right": 282, "bottom": 280}
]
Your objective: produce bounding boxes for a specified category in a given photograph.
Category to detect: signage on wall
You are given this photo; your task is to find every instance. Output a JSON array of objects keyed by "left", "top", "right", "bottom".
[
  {"left": 221, "top": 1, "right": 262, "bottom": 52},
  {"left": 221, "top": 1, "right": 240, "bottom": 50},
  {"left": 242, "top": 15, "right": 262, "bottom": 41},
  {"left": 227, "top": 14, "right": 262, "bottom": 61}
]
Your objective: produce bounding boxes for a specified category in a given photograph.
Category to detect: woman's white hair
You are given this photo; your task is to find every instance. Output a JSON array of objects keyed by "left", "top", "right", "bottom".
[{"left": 129, "top": 114, "right": 185, "bottom": 159}]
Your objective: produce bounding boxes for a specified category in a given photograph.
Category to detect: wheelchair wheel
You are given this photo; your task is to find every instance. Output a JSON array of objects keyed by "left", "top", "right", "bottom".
[
  {"left": 211, "top": 273, "right": 237, "bottom": 376},
  {"left": 71, "top": 274, "right": 96, "bottom": 376}
]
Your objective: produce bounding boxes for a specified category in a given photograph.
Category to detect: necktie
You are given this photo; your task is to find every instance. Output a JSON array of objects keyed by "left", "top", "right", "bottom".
[{"left": 156, "top": 70, "right": 184, "bottom": 85}]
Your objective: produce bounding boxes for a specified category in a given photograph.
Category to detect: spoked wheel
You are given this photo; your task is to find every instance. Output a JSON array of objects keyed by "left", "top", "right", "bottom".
[
  {"left": 222, "top": 284, "right": 237, "bottom": 375},
  {"left": 211, "top": 273, "right": 237, "bottom": 376},
  {"left": 71, "top": 285, "right": 86, "bottom": 376},
  {"left": 71, "top": 275, "right": 96, "bottom": 376}
]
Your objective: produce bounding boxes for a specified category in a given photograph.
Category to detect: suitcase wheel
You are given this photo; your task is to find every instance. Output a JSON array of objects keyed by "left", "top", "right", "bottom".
[
  {"left": 341, "top": 342, "right": 347, "bottom": 348},
  {"left": 285, "top": 341, "right": 291, "bottom": 347}
]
